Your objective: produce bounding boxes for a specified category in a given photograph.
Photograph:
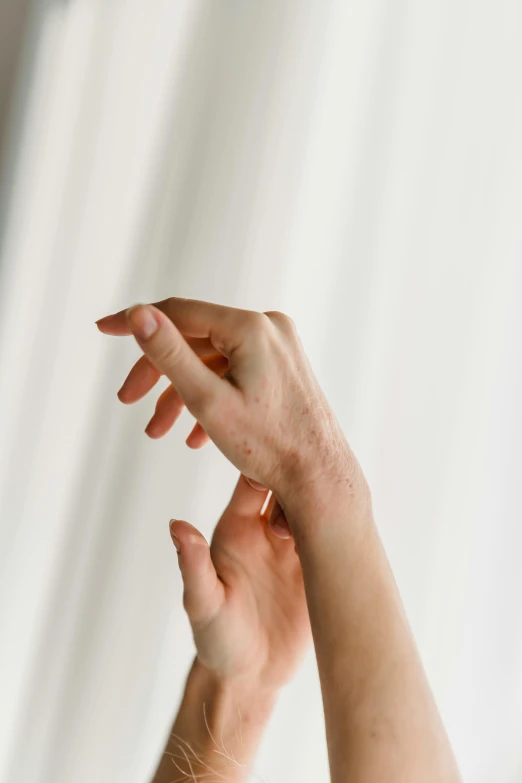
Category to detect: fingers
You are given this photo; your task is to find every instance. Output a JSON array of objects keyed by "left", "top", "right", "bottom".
[
  {"left": 170, "top": 519, "right": 225, "bottom": 628},
  {"left": 96, "top": 313, "right": 133, "bottom": 335},
  {"left": 227, "top": 475, "right": 294, "bottom": 546},
  {"left": 125, "top": 304, "right": 227, "bottom": 418},
  {"left": 96, "top": 297, "right": 236, "bottom": 337},
  {"left": 185, "top": 336, "right": 223, "bottom": 360},
  {"left": 118, "top": 355, "right": 161, "bottom": 403},
  {"left": 121, "top": 351, "right": 228, "bottom": 440},
  {"left": 263, "top": 493, "right": 292, "bottom": 539},
  {"left": 118, "top": 341, "right": 225, "bottom": 403},
  {"left": 226, "top": 473, "right": 271, "bottom": 518},
  {"left": 145, "top": 384, "right": 185, "bottom": 439},
  {"left": 186, "top": 422, "right": 211, "bottom": 449},
  {"left": 97, "top": 297, "right": 264, "bottom": 358},
  {"left": 115, "top": 343, "right": 229, "bottom": 443}
]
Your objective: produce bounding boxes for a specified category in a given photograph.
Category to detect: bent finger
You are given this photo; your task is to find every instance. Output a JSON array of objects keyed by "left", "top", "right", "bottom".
[
  {"left": 170, "top": 519, "right": 225, "bottom": 627},
  {"left": 267, "top": 497, "right": 292, "bottom": 540},
  {"left": 186, "top": 422, "right": 211, "bottom": 449},
  {"left": 126, "top": 304, "right": 228, "bottom": 418},
  {"left": 120, "top": 345, "right": 227, "bottom": 408},
  {"left": 99, "top": 297, "right": 264, "bottom": 359},
  {"left": 226, "top": 473, "right": 271, "bottom": 518},
  {"left": 118, "top": 355, "right": 161, "bottom": 403},
  {"left": 145, "top": 384, "right": 185, "bottom": 439}
]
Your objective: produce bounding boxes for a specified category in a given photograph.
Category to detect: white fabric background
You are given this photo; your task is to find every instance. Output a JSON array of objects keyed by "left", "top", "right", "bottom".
[{"left": 0, "top": 1, "right": 521, "bottom": 781}]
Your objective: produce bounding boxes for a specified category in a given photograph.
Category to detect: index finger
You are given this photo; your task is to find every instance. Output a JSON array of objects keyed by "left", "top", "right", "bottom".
[
  {"left": 95, "top": 299, "right": 220, "bottom": 336},
  {"left": 96, "top": 297, "right": 255, "bottom": 351}
]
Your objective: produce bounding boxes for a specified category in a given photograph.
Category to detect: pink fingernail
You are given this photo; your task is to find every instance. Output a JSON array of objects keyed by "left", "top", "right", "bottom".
[
  {"left": 169, "top": 520, "right": 181, "bottom": 553},
  {"left": 271, "top": 522, "right": 292, "bottom": 539}
]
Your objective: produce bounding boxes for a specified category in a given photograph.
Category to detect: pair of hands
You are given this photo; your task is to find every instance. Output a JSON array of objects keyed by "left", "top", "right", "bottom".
[{"left": 97, "top": 298, "right": 363, "bottom": 692}]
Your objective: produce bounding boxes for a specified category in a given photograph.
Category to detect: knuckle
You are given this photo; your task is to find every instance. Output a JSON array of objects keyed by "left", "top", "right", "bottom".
[
  {"left": 264, "top": 310, "right": 297, "bottom": 334},
  {"left": 154, "top": 342, "right": 180, "bottom": 371},
  {"left": 244, "top": 310, "right": 269, "bottom": 333}
]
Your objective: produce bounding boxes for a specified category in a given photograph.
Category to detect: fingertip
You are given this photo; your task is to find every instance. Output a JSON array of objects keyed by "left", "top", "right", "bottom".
[
  {"left": 244, "top": 476, "right": 267, "bottom": 491},
  {"left": 145, "top": 424, "right": 163, "bottom": 439},
  {"left": 169, "top": 520, "right": 181, "bottom": 554},
  {"left": 186, "top": 435, "right": 209, "bottom": 450},
  {"left": 94, "top": 312, "right": 132, "bottom": 335},
  {"left": 95, "top": 318, "right": 110, "bottom": 333},
  {"left": 186, "top": 422, "right": 211, "bottom": 450},
  {"left": 117, "top": 387, "right": 131, "bottom": 403},
  {"left": 271, "top": 522, "right": 293, "bottom": 540}
]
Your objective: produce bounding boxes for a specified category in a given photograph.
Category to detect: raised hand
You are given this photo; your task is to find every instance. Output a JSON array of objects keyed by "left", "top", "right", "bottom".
[
  {"left": 170, "top": 473, "right": 311, "bottom": 691},
  {"left": 97, "top": 298, "right": 461, "bottom": 783},
  {"left": 96, "top": 298, "right": 368, "bottom": 535}
]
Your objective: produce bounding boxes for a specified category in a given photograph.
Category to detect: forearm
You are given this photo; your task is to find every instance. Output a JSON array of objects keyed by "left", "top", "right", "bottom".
[
  {"left": 285, "top": 478, "right": 461, "bottom": 783},
  {"left": 152, "top": 657, "right": 277, "bottom": 783}
]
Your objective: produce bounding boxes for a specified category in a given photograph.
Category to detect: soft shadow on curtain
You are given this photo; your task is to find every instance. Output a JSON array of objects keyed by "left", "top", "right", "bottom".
[{"left": 0, "top": 2, "right": 521, "bottom": 782}]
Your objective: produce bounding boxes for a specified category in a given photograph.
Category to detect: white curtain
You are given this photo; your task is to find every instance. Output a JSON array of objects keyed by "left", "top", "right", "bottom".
[{"left": 1, "top": 1, "right": 521, "bottom": 781}]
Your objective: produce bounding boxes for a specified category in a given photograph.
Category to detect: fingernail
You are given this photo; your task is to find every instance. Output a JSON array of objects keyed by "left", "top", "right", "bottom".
[
  {"left": 126, "top": 305, "right": 158, "bottom": 340},
  {"left": 170, "top": 519, "right": 181, "bottom": 553},
  {"left": 271, "top": 522, "right": 292, "bottom": 539}
]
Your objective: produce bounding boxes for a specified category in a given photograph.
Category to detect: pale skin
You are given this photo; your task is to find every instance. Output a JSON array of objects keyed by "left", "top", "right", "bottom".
[{"left": 96, "top": 298, "right": 462, "bottom": 783}]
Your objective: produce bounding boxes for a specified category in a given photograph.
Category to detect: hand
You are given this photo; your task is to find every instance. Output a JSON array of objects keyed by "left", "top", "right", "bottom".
[
  {"left": 96, "top": 298, "right": 369, "bottom": 523},
  {"left": 170, "top": 473, "right": 311, "bottom": 691}
]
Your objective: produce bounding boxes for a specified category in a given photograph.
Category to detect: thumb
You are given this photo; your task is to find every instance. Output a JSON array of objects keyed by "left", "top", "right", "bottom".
[
  {"left": 126, "top": 304, "right": 224, "bottom": 419},
  {"left": 169, "top": 519, "right": 225, "bottom": 627}
]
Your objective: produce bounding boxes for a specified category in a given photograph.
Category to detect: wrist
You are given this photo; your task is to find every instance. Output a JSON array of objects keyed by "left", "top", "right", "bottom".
[
  {"left": 189, "top": 657, "right": 279, "bottom": 747},
  {"left": 191, "top": 656, "right": 280, "bottom": 713},
  {"left": 160, "top": 658, "right": 278, "bottom": 783},
  {"left": 278, "top": 449, "right": 373, "bottom": 539}
]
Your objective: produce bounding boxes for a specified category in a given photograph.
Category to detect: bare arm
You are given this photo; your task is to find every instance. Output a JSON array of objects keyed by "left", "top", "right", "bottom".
[
  {"left": 153, "top": 657, "right": 276, "bottom": 783},
  {"left": 97, "top": 298, "right": 462, "bottom": 783},
  {"left": 149, "top": 470, "right": 310, "bottom": 783},
  {"left": 284, "top": 479, "right": 461, "bottom": 782}
]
